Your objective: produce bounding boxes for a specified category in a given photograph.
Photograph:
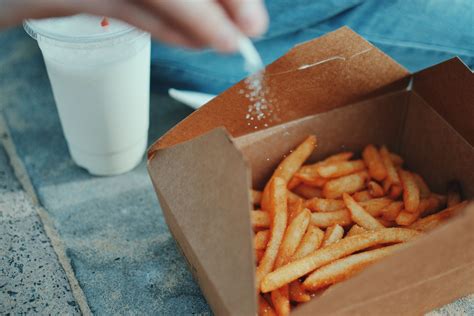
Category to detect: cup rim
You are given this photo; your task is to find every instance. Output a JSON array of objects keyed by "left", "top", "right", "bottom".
[{"left": 23, "top": 15, "right": 136, "bottom": 44}]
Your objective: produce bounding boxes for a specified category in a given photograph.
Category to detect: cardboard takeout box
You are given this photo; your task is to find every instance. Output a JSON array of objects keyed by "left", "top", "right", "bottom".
[{"left": 147, "top": 27, "right": 474, "bottom": 315}]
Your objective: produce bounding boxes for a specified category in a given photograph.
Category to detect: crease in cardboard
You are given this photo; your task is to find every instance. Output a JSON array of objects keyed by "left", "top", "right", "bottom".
[
  {"left": 267, "top": 48, "right": 373, "bottom": 76},
  {"left": 325, "top": 261, "right": 474, "bottom": 315}
]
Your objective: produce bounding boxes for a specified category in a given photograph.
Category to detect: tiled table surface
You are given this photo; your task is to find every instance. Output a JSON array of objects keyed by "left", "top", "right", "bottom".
[{"left": 0, "top": 27, "right": 472, "bottom": 315}]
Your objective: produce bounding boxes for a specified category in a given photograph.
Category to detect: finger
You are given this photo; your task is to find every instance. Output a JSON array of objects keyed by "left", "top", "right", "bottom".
[
  {"left": 139, "top": 0, "right": 241, "bottom": 52},
  {"left": 88, "top": 1, "right": 203, "bottom": 49},
  {"left": 219, "top": 0, "right": 268, "bottom": 37}
]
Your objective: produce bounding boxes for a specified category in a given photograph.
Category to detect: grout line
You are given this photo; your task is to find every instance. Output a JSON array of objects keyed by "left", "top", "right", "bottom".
[{"left": 0, "top": 114, "right": 92, "bottom": 316}]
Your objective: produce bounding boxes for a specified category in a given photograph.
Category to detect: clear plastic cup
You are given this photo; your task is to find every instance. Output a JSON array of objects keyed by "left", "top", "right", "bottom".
[{"left": 24, "top": 15, "right": 150, "bottom": 176}]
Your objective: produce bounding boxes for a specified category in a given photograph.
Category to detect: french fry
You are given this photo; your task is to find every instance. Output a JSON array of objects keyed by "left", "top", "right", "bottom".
[
  {"left": 261, "top": 136, "right": 317, "bottom": 210},
  {"left": 294, "top": 152, "right": 353, "bottom": 186},
  {"left": 251, "top": 210, "right": 270, "bottom": 229},
  {"left": 255, "top": 230, "right": 270, "bottom": 250},
  {"left": 252, "top": 190, "right": 263, "bottom": 206},
  {"left": 388, "top": 184, "right": 403, "bottom": 199},
  {"left": 367, "top": 181, "right": 384, "bottom": 197},
  {"left": 292, "top": 184, "right": 322, "bottom": 199},
  {"left": 358, "top": 198, "right": 393, "bottom": 217},
  {"left": 316, "top": 160, "right": 366, "bottom": 179},
  {"left": 275, "top": 209, "right": 311, "bottom": 268},
  {"left": 287, "top": 190, "right": 304, "bottom": 204},
  {"left": 379, "top": 146, "right": 401, "bottom": 188},
  {"left": 346, "top": 224, "right": 367, "bottom": 237},
  {"left": 305, "top": 198, "right": 345, "bottom": 212},
  {"left": 256, "top": 249, "right": 265, "bottom": 263},
  {"left": 396, "top": 198, "right": 431, "bottom": 226},
  {"left": 291, "top": 225, "right": 325, "bottom": 261},
  {"left": 323, "top": 171, "right": 369, "bottom": 199},
  {"left": 260, "top": 228, "right": 420, "bottom": 293},
  {"left": 381, "top": 201, "right": 404, "bottom": 221},
  {"left": 362, "top": 144, "right": 387, "bottom": 181},
  {"left": 389, "top": 153, "right": 404, "bottom": 166},
  {"left": 303, "top": 244, "right": 405, "bottom": 291},
  {"left": 324, "top": 152, "right": 354, "bottom": 163},
  {"left": 256, "top": 178, "right": 288, "bottom": 290},
  {"left": 287, "top": 177, "right": 302, "bottom": 190},
  {"left": 343, "top": 193, "right": 385, "bottom": 230},
  {"left": 378, "top": 218, "right": 396, "bottom": 227},
  {"left": 271, "top": 286, "right": 290, "bottom": 316},
  {"left": 289, "top": 280, "right": 311, "bottom": 303},
  {"left": 321, "top": 224, "right": 344, "bottom": 247},
  {"left": 412, "top": 173, "right": 431, "bottom": 198},
  {"left": 421, "top": 195, "right": 445, "bottom": 217},
  {"left": 408, "top": 201, "right": 468, "bottom": 231},
  {"left": 353, "top": 190, "right": 372, "bottom": 202},
  {"left": 399, "top": 169, "right": 420, "bottom": 213},
  {"left": 311, "top": 210, "right": 352, "bottom": 227},
  {"left": 258, "top": 295, "right": 277, "bottom": 316},
  {"left": 288, "top": 196, "right": 303, "bottom": 221},
  {"left": 447, "top": 181, "right": 462, "bottom": 207}
]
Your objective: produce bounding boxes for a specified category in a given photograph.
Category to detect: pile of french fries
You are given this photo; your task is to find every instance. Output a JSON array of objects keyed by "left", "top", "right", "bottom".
[{"left": 251, "top": 135, "right": 467, "bottom": 316}]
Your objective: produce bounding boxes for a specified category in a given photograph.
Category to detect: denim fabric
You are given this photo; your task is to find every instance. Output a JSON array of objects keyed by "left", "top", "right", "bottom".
[{"left": 151, "top": 0, "right": 474, "bottom": 94}]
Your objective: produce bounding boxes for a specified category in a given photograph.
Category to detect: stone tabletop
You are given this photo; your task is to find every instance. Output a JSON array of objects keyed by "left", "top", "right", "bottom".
[{"left": 0, "top": 27, "right": 472, "bottom": 315}]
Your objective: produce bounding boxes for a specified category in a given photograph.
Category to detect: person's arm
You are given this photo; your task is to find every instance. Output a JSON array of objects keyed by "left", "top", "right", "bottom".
[{"left": 0, "top": 0, "right": 268, "bottom": 52}]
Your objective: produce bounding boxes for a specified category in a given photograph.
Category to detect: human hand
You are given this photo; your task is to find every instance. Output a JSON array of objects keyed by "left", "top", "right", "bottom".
[{"left": 0, "top": 0, "right": 269, "bottom": 52}]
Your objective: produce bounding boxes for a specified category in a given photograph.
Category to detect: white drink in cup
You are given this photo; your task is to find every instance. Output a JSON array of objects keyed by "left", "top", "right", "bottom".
[{"left": 24, "top": 15, "right": 150, "bottom": 176}]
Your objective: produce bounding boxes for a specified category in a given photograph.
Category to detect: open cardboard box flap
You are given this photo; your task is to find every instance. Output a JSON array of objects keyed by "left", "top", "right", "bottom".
[{"left": 147, "top": 27, "right": 474, "bottom": 315}]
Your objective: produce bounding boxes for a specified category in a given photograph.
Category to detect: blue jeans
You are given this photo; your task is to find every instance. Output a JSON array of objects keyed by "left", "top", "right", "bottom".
[{"left": 150, "top": 0, "right": 474, "bottom": 94}]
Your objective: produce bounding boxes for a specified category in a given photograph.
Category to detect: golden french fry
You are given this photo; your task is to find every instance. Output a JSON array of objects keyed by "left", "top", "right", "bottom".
[
  {"left": 346, "top": 224, "right": 367, "bottom": 237},
  {"left": 292, "top": 184, "right": 322, "bottom": 199},
  {"left": 396, "top": 198, "right": 431, "bottom": 226},
  {"left": 408, "top": 201, "right": 468, "bottom": 231},
  {"left": 323, "top": 171, "right": 369, "bottom": 199},
  {"left": 358, "top": 198, "right": 393, "bottom": 217},
  {"left": 381, "top": 201, "right": 404, "bottom": 221},
  {"left": 256, "top": 249, "right": 265, "bottom": 263},
  {"left": 294, "top": 171, "right": 328, "bottom": 188},
  {"left": 289, "top": 280, "right": 311, "bottom": 303},
  {"left": 378, "top": 218, "right": 396, "bottom": 227},
  {"left": 256, "top": 177, "right": 288, "bottom": 290},
  {"left": 271, "top": 286, "right": 290, "bottom": 316},
  {"left": 311, "top": 210, "right": 352, "bottom": 227},
  {"left": 288, "top": 197, "right": 304, "bottom": 224},
  {"left": 380, "top": 146, "right": 401, "bottom": 188},
  {"left": 261, "top": 136, "right": 317, "bottom": 210},
  {"left": 316, "top": 160, "right": 366, "bottom": 179},
  {"left": 321, "top": 224, "right": 344, "bottom": 247},
  {"left": 399, "top": 169, "right": 420, "bottom": 213},
  {"left": 343, "top": 193, "right": 385, "bottom": 230},
  {"left": 389, "top": 153, "right": 404, "bottom": 166},
  {"left": 252, "top": 190, "right": 263, "bottom": 206},
  {"left": 367, "top": 181, "right": 384, "bottom": 197},
  {"left": 254, "top": 230, "right": 270, "bottom": 250},
  {"left": 303, "top": 244, "right": 405, "bottom": 291},
  {"left": 353, "top": 190, "right": 372, "bottom": 202},
  {"left": 388, "top": 184, "right": 403, "bottom": 199},
  {"left": 292, "top": 225, "right": 325, "bottom": 261},
  {"left": 412, "top": 173, "right": 431, "bottom": 198},
  {"left": 447, "top": 180, "right": 462, "bottom": 207},
  {"left": 362, "top": 144, "right": 387, "bottom": 181},
  {"left": 260, "top": 228, "right": 420, "bottom": 293},
  {"left": 421, "top": 195, "right": 445, "bottom": 217},
  {"left": 275, "top": 209, "right": 311, "bottom": 268},
  {"left": 287, "top": 190, "right": 304, "bottom": 204},
  {"left": 324, "top": 152, "right": 354, "bottom": 163},
  {"left": 305, "top": 197, "right": 345, "bottom": 212},
  {"left": 251, "top": 210, "right": 270, "bottom": 229},
  {"left": 287, "top": 177, "right": 302, "bottom": 190},
  {"left": 258, "top": 295, "right": 277, "bottom": 316}
]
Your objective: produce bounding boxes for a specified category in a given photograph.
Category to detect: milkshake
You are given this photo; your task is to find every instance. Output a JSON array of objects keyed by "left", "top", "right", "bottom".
[{"left": 24, "top": 15, "right": 150, "bottom": 176}]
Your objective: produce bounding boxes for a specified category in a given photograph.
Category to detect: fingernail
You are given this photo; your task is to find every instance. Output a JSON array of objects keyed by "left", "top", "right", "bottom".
[{"left": 238, "top": 2, "right": 268, "bottom": 37}]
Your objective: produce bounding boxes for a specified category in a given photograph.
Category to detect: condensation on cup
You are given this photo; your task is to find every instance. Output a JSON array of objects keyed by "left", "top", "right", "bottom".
[{"left": 24, "top": 15, "right": 150, "bottom": 176}]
